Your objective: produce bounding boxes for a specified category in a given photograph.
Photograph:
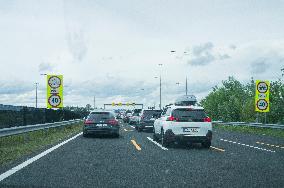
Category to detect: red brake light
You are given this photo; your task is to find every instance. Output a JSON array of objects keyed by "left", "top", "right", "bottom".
[
  {"left": 167, "top": 116, "right": 176, "bottom": 121},
  {"left": 108, "top": 119, "right": 118, "bottom": 125},
  {"left": 84, "top": 120, "right": 94, "bottom": 125},
  {"left": 204, "top": 117, "right": 211, "bottom": 122}
]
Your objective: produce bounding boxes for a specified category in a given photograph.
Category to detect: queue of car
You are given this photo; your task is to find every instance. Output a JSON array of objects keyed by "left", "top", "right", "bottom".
[{"left": 82, "top": 95, "right": 212, "bottom": 149}]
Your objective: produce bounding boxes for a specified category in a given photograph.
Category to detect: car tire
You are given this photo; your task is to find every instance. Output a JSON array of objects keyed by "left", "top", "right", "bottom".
[
  {"left": 153, "top": 130, "right": 158, "bottom": 141},
  {"left": 161, "top": 129, "right": 169, "bottom": 147},
  {"left": 137, "top": 127, "right": 142, "bottom": 132},
  {"left": 83, "top": 131, "right": 88, "bottom": 137},
  {"left": 202, "top": 141, "right": 211, "bottom": 148}
]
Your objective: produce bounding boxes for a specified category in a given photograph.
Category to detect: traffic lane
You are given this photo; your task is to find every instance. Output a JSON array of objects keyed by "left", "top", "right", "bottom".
[
  {"left": 213, "top": 126, "right": 284, "bottom": 148},
  {"left": 1, "top": 126, "right": 180, "bottom": 188},
  {"left": 125, "top": 123, "right": 284, "bottom": 188}
]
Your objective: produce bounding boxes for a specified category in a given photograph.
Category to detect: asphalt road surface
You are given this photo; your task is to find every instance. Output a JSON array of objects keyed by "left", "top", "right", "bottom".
[{"left": 1, "top": 121, "right": 283, "bottom": 188}]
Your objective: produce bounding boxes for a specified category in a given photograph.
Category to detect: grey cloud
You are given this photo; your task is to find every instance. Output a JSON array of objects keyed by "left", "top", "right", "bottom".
[
  {"left": 219, "top": 54, "right": 231, "bottom": 60},
  {"left": 250, "top": 58, "right": 269, "bottom": 74},
  {"left": 38, "top": 62, "right": 54, "bottom": 72},
  {"left": 66, "top": 30, "right": 88, "bottom": 62},
  {"left": 229, "top": 44, "right": 237, "bottom": 50},
  {"left": 0, "top": 81, "right": 33, "bottom": 95},
  {"left": 187, "top": 42, "right": 215, "bottom": 66}
]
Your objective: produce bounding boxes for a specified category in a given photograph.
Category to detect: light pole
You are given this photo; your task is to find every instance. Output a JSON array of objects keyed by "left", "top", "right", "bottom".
[
  {"left": 35, "top": 82, "right": 39, "bottom": 108},
  {"left": 156, "top": 63, "right": 163, "bottom": 110},
  {"left": 171, "top": 50, "right": 189, "bottom": 95}
]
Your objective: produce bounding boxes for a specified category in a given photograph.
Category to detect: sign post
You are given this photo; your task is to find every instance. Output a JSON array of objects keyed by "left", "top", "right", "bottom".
[
  {"left": 255, "top": 80, "right": 270, "bottom": 122},
  {"left": 47, "top": 75, "right": 63, "bottom": 109}
]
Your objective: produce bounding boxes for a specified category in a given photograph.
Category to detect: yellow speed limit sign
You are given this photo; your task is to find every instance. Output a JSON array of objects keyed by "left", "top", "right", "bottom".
[
  {"left": 255, "top": 80, "right": 270, "bottom": 112},
  {"left": 47, "top": 75, "right": 63, "bottom": 108}
]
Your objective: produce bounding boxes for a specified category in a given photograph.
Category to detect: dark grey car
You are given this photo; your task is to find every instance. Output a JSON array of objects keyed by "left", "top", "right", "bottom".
[
  {"left": 136, "top": 110, "right": 162, "bottom": 132},
  {"left": 83, "top": 111, "right": 120, "bottom": 137}
]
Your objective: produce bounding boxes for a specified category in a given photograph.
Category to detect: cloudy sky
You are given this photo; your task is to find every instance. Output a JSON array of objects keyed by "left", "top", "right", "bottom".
[{"left": 0, "top": 0, "right": 284, "bottom": 109}]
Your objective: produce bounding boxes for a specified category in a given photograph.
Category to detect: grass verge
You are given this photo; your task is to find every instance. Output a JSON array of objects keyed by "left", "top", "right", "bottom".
[
  {"left": 0, "top": 123, "right": 83, "bottom": 166},
  {"left": 214, "top": 124, "right": 284, "bottom": 139}
]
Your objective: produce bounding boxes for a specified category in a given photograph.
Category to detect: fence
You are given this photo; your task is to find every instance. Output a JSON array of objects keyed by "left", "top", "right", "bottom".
[
  {"left": 0, "top": 119, "right": 82, "bottom": 138},
  {"left": 0, "top": 107, "right": 87, "bottom": 129}
]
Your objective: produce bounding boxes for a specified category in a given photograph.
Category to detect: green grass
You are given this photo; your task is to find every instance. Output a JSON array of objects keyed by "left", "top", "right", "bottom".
[
  {"left": 214, "top": 124, "right": 284, "bottom": 139},
  {"left": 0, "top": 123, "right": 83, "bottom": 166}
]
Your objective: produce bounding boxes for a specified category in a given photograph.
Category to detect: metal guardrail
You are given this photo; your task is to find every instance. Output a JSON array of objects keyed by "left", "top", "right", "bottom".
[
  {"left": 212, "top": 121, "right": 284, "bottom": 129},
  {"left": 0, "top": 119, "right": 83, "bottom": 138}
]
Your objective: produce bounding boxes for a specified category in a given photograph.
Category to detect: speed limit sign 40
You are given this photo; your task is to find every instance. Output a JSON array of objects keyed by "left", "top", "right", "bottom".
[
  {"left": 48, "top": 95, "right": 61, "bottom": 108},
  {"left": 255, "top": 80, "right": 270, "bottom": 112}
]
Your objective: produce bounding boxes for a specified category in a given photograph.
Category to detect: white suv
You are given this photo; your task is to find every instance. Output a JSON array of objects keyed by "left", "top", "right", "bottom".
[{"left": 153, "top": 105, "right": 212, "bottom": 148}]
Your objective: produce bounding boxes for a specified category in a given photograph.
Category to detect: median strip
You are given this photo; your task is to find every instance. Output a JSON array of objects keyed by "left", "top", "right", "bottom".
[{"left": 131, "top": 139, "right": 141, "bottom": 151}]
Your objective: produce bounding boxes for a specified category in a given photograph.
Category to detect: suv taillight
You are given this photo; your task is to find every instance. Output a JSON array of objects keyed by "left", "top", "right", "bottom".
[
  {"left": 108, "top": 119, "right": 118, "bottom": 125},
  {"left": 84, "top": 120, "right": 94, "bottom": 125},
  {"left": 204, "top": 117, "right": 211, "bottom": 122},
  {"left": 167, "top": 116, "right": 177, "bottom": 121}
]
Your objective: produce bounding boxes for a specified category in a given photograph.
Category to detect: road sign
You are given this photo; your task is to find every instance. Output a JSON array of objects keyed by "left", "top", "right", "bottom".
[
  {"left": 112, "top": 102, "right": 115, "bottom": 106},
  {"left": 47, "top": 75, "right": 63, "bottom": 108},
  {"left": 255, "top": 80, "right": 270, "bottom": 112}
]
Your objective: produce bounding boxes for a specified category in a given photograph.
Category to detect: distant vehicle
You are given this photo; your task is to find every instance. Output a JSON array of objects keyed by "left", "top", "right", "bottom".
[
  {"left": 153, "top": 105, "right": 212, "bottom": 148},
  {"left": 136, "top": 109, "right": 162, "bottom": 132},
  {"left": 129, "top": 112, "right": 140, "bottom": 125},
  {"left": 83, "top": 110, "right": 119, "bottom": 137},
  {"left": 123, "top": 112, "right": 133, "bottom": 123}
]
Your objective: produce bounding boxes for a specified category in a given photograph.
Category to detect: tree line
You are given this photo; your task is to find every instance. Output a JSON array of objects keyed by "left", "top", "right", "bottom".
[{"left": 200, "top": 76, "right": 284, "bottom": 124}]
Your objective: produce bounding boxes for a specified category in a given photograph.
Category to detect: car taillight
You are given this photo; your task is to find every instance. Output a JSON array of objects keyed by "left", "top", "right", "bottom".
[
  {"left": 204, "top": 117, "right": 211, "bottom": 122},
  {"left": 108, "top": 119, "right": 118, "bottom": 125},
  {"left": 84, "top": 120, "right": 94, "bottom": 125},
  {"left": 167, "top": 116, "right": 177, "bottom": 121}
]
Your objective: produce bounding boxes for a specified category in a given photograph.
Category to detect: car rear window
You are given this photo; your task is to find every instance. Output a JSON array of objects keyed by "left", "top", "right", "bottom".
[
  {"left": 143, "top": 110, "right": 162, "bottom": 118},
  {"left": 88, "top": 112, "right": 114, "bottom": 121},
  {"left": 172, "top": 109, "right": 206, "bottom": 122}
]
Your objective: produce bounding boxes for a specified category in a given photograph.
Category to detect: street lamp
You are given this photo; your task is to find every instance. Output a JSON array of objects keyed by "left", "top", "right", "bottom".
[
  {"left": 35, "top": 83, "right": 39, "bottom": 108},
  {"left": 171, "top": 50, "right": 189, "bottom": 95},
  {"left": 154, "top": 64, "right": 163, "bottom": 110}
]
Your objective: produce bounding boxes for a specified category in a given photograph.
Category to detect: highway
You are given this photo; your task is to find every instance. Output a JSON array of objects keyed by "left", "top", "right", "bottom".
[{"left": 0, "top": 121, "right": 283, "bottom": 188}]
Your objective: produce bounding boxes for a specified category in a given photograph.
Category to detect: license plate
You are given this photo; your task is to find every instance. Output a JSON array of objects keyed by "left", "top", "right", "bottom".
[
  {"left": 183, "top": 128, "right": 199, "bottom": 133},
  {"left": 96, "top": 124, "right": 108, "bottom": 127}
]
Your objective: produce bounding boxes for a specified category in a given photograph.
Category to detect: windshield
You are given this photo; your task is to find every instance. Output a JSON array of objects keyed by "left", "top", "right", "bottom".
[{"left": 88, "top": 112, "right": 114, "bottom": 121}]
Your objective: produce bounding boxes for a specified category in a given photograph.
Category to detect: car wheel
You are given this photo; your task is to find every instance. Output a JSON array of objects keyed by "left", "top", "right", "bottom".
[
  {"left": 153, "top": 130, "right": 158, "bottom": 141},
  {"left": 83, "top": 131, "right": 88, "bottom": 137},
  {"left": 202, "top": 141, "right": 211, "bottom": 148},
  {"left": 137, "top": 127, "right": 142, "bottom": 132},
  {"left": 161, "top": 129, "right": 168, "bottom": 147}
]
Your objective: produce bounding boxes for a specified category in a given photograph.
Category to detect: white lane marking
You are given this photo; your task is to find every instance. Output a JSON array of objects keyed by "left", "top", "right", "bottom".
[
  {"left": 130, "top": 126, "right": 135, "bottom": 129},
  {"left": 220, "top": 138, "right": 275, "bottom": 153},
  {"left": 124, "top": 128, "right": 128, "bottom": 131},
  {"left": 0, "top": 132, "right": 82, "bottom": 182},
  {"left": 147, "top": 137, "right": 168, "bottom": 151},
  {"left": 210, "top": 146, "right": 225, "bottom": 152}
]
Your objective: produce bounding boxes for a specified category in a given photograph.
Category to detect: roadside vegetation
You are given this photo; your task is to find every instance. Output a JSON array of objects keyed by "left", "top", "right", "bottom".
[
  {"left": 200, "top": 76, "right": 284, "bottom": 124},
  {"left": 0, "top": 123, "right": 83, "bottom": 166}
]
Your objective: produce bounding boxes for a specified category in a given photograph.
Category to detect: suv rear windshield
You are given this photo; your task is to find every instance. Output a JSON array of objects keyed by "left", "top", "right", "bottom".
[
  {"left": 142, "top": 110, "right": 162, "bottom": 118},
  {"left": 88, "top": 112, "right": 114, "bottom": 121},
  {"left": 172, "top": 109, "right": 206, "bottom": 122}
]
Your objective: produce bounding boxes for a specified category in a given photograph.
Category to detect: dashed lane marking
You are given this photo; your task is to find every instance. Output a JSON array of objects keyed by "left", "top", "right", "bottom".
[
  {"left": 131, "top": 139, "right": 142, "bottom": 151},
  {"left": 220, "top": 139, "right": 275, "bottom": 153},
  {"left": 256, "top": 141, "right": 284, "bottom": 149},
  {"left": 147, "top": 137, "right": 168, "bottom": 150},
  {"left": 210, "top": 146, "right": 225, "bottom": 152},
  {"left": 130, "top": 126, "right": 135, "bottom": 129}
]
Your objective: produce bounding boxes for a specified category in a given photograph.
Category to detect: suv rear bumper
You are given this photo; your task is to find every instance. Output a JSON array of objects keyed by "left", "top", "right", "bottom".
[
  {"left": 138, "top": 122, "right": 154, "bottom": 130},
  {"left": 83, "top": 126, "right": 119, "bottom": 135},
  {"left": 164, "top": 129, "right": 212, "bottom": 143}
]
